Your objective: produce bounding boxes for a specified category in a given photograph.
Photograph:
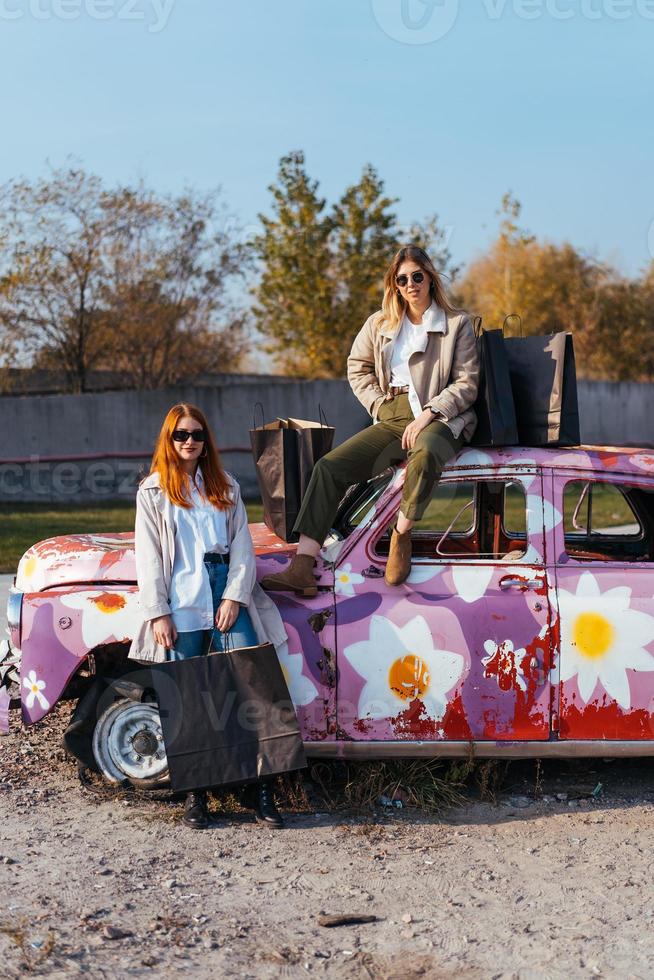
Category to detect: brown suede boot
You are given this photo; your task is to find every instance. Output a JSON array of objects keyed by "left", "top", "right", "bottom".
[
  {"left": 385, "top": 527, "right": 412, "bottom": 586},
  {"left": 260, "top": 554, "right": 318, "bottom": 597}
]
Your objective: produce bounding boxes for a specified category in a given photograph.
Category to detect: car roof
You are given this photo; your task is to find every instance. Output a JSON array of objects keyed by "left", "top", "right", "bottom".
[{"left": 446, "top": 445, "right": 654, "bottom": 478}]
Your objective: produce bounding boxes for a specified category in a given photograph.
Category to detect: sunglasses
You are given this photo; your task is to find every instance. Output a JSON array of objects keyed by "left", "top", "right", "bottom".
[
  {"left": 396, "top": 271, "right": 426, "bottom": 288},
  {"left": 172, "top": 429, "right": 206, "bottom": 443}
]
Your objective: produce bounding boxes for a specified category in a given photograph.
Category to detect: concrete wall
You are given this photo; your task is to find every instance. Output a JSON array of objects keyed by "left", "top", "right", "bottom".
[
  {"left": 576, "top": 380, "right": 651, "bottom": 446},
  {"left": 0, "top": 378, "right": 369, "bottom": 502},
  {"left": 0, "top": 377, "right": 652, "bottom": 503}
]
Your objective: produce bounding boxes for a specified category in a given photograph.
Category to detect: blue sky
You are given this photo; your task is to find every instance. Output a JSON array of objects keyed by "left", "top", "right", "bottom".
[{"left": 1, "top": 0, "right": 653, "bottom": 277}]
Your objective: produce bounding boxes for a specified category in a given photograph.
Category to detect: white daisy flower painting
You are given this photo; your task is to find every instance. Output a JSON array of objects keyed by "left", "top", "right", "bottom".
[
  {"left": 558, "top": 572, "right": 654, "bottom": 710},
  {"left": 334, "top": 563, "right": 365, "bottom": 597},
  {"left": 342, "top": 613, "right": 466, "bottom": 723},
  {"left": 22, "top": 670, "right": 50, "bottom": 711},
  {"left": 59, "top": 590, "right": 140, "bottom": 648},
  {"left": 276, "top": 641, "right": 319, "bottom": 707}
]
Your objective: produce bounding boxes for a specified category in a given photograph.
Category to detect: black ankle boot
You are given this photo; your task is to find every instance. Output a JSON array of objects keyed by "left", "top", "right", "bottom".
[
  {"left": 255, "top": 779, "right": 284, "bottom": 829},
  {"left": 183, "top": 790, "right": 209, "bottom": 829}
]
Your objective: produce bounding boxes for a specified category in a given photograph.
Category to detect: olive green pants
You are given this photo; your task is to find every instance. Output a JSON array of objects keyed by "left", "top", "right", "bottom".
[{"left": 293, "top": 393, "right": 464, "bottom": 544}]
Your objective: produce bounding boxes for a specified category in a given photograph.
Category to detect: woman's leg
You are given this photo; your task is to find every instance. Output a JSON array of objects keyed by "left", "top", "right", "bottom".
[
  {"left": 261, "top": 417, "right": 405, "bottom": 595},
  {"left": 168, "top": 629, "right": 211, "bottom": 661},
  {"left": 384, "top": 419, "right": 464, "bottom": 586},
  {"left": 209, "top": 603, "right": 259, "bottom": 652},
  {"left": 167, "top": 623, "right": 212, "bottom": 828},
  {"left": 206, "top": 559, "right": 259, "bottom": 652},
  {"left": 206, "top": 559, "right": 284, "bottom": 828},
  {"left": 291, "top": 417, "right": 405, "bottom": 545},
  {"left": 401, "top": 421, "right": 464, "bottom": 522}
]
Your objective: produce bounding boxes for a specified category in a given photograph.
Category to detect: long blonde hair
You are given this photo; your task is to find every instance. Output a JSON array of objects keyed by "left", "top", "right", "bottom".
[{"left": 376, "top": 245, "right": 460, "bottom": 333}]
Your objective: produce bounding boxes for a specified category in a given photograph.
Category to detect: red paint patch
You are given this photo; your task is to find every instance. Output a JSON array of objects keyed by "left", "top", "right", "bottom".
[
  {"left": 560, "top": 698, "right": 654, "bottom": 740},
  {"left": 483, "top": 642, "right": 527, "bottom": 694},
  {"left": 441, "top": 692, "right": 473, "bottom": 740},
  {"left": 392, "top": 699, "right": 442, "bottom": 740}
]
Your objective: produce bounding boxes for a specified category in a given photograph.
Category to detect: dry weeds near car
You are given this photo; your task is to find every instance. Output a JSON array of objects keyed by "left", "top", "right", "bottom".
[{"left": 1, "top": 703, "right": 654, "bottom": 979}]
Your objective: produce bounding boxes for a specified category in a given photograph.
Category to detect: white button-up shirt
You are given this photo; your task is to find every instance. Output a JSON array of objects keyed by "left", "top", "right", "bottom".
[
  {"left": 388, "top": 302, "right": 465, "bottom": 438},
  {"left": 169, "top": 468, "right": 229, "bottom": 633}
]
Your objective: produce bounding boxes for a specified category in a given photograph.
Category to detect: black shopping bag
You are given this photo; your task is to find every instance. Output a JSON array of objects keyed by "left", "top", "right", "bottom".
[
  {"left": 503, "top": 316, "right": 580, "bottom": 446},
  {"left": 151, "top": 640, "right": 307, "bottom": 793},
  {"left": 250, "top": 404, "right": 335, "bottom": 541},
  {"left": 470, "top": 318, "right": 519, "bottom": 447}
]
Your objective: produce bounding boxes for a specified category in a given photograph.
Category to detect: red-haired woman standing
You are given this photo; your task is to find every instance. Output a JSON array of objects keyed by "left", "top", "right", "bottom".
[{"left": 128, "top": 403, "right": 288, "bottom": 830}]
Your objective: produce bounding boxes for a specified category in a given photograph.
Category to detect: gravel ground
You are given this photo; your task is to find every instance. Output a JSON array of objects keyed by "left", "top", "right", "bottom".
[{"left": 1, "top": 700, "right": 654, "bottom": 979}]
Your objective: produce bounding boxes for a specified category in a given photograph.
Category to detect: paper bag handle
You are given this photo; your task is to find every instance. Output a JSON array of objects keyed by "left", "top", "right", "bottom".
[
  {"left": 253, "top": 402, "right": 265, "bottom": 430},
  {"left": 503, "top": 314, "right": 523, "bottom": 337}
]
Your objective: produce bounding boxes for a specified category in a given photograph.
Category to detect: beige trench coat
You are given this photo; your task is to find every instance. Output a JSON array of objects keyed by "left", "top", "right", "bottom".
[
  {"left": 347, "top": 307, "right": 480, "bottom": 442},
  {"left": 127, "top": 471, "right": 287, "bottom": 664}
]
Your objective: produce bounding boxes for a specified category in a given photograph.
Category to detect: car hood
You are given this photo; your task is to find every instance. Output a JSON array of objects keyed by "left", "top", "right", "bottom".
[{"left": 14, "top": 523, "right": 295, "bottom": 593}]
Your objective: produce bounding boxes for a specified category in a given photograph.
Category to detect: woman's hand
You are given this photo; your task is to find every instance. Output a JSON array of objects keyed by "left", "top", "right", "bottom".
[
  {"left": 402, "top": 409, "right": 434, "bottom": 450},
  {"left": 215, "top": 599, "right": 240, "bottom": 633},
  {"left": 152, "top": 614, "right": 177, "bottom": 649}
]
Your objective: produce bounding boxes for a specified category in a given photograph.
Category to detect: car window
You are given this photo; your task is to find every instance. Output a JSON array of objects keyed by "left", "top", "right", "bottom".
[
  {"left": 412, "top": 481, "right": 475, "bottom": 535},
  {"left": 334, "top": 471, "right": 394, "bottom": 535},
  {"left": 503, "top": 481, "right": 527, "bottom": 537},
  {"left": 374, "top": 479, "right": 528, "bottom": 560},
  {"left": 563, "top": 480, "right": 653, "bottom": 562}
]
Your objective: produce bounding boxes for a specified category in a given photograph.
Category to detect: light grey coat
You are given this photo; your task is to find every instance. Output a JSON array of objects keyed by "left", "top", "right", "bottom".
[
  {"left": 127, "top": 471, "right": 288, "bottom": 664},
  {"left": 347, "top": 308, "right": 480, "bottom": 442}
]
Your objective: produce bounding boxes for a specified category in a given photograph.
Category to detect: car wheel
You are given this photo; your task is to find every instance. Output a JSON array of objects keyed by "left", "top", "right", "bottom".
[{"left": 92, "top": 697, "right": 170, "bottom": 789}]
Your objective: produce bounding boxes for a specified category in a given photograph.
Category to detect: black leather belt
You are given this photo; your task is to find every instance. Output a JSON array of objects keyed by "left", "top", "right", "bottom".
[
  {"left": 204, "top": 552, "right": 229, "bottom": 564},
  {"left": 388, "top": 385, "right": 410, "bottom": 396}
]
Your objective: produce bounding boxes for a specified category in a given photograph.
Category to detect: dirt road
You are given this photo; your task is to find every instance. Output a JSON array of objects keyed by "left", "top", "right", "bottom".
[{"left": 1, "top": 703, "right": 653, "bottom": 979}]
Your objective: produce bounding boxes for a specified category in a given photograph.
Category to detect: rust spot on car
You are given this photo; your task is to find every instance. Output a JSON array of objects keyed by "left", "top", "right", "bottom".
[
  {"left": 309, "top": 608, "right": 333, "bottom": 633},
  {"left": 317, "top": 647, "right": 336, "bottom": 689}
]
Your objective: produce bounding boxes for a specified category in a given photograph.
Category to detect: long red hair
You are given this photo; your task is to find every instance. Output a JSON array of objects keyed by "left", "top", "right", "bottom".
[{"left": 149, "top": 403, "right": 232, "bottom": 510}]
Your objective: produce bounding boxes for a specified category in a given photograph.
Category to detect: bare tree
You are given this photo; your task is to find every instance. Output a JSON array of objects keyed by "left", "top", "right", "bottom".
[
  {"left": 0, "top": 165, "right": 116, "bottom": 392},
  {"left": 0, "top": 163, "right": 250, "bottom": 392}
]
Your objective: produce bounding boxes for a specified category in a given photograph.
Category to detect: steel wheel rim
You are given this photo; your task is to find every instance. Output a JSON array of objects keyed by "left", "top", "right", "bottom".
[{"left": 92, "top": 699, "right": 169, "bottom": 784}]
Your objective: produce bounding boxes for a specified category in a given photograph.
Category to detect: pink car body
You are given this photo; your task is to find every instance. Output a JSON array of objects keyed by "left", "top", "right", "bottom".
[{"left": 3, "top": 445, "right": 654, "bottom": 765}]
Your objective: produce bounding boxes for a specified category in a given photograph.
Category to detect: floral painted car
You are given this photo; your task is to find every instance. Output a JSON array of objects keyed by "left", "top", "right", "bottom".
[{"left": 2, "top": 444, "right": 654, "bottom": 786}]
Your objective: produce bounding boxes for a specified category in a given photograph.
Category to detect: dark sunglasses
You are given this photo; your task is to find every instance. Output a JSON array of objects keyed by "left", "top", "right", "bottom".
[
  {"left": 396, "top": 271, "right": 426, "bottom": 288},
  {"left": 172, "top": 428, "right": 206, "bottom": 443}
]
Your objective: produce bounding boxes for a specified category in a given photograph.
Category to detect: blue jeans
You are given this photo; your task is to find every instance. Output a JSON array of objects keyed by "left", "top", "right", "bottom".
[{"left": 169, "top": 556, "right": 258, "bottom": 662}]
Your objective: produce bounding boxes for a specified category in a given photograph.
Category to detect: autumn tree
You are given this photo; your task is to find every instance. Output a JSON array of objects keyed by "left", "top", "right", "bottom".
[
  {"left": 99, "top": 185, "right": 249, "bottom": 388},
  {"left": 454, "top": 194, "right": 612, "bottom": 372},
  {"left": 0, "top": 164, "right": 249, "bottom": 392},
  {"left": 0, "top": 167, "right": 116, "bottom": 393},
  {"left": 589, "top": 264, "right": 654, "bottom": 381}
]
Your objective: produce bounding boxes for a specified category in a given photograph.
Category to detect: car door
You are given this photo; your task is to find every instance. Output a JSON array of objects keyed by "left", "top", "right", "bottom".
[
  {"left": 333, "top": 466, "right": 555, "bottom": 742},
  {"left": 551, "top": 470, "right": 654, "bottom": 741}
]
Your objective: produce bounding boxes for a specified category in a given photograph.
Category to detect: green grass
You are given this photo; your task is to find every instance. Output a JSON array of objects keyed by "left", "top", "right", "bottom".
[{"left": 0, "top": 501, "right": 265, "bottom": 574}]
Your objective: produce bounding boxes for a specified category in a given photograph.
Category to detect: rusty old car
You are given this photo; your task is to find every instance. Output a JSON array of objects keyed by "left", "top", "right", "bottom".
[{"left": 2, "top": 444, "right": 654, "bottom": 786}]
